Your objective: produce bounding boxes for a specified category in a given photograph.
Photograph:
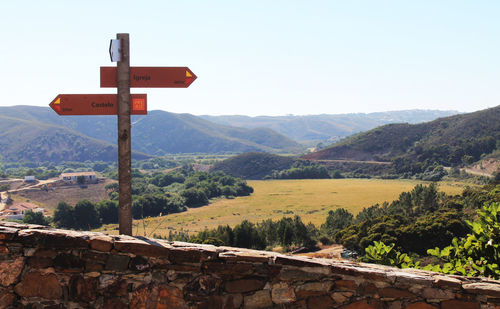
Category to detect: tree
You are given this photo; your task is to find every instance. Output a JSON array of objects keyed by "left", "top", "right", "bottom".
[
  {"left": 321, "top": 208, "right": 353, "bottom": 237},
  {"left": 22, "top": 211, "right": 49, "bottom": 226},
  {"left": 96, "top": 200, "right": 118, "bottom": 224},
  {"left": 180, "top": 188, "right": 208, "bottom": 207},
  {"left": 53, "top": 202, "right": 75, "bottom": 228},
  {"left": 425, "top": 202, "right": 500, "bottom": 279},
  {"left": 73, "top": 200, "right": 100, "bottom": 230}
]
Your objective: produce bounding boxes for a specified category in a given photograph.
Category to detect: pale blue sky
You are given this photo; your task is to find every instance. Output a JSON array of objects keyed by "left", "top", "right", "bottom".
[{"left": 0, "top": 1, "right": 498, "bottom": 116}]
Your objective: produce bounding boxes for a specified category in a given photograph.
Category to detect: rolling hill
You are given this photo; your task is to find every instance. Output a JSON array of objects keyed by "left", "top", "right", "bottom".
[
  {"left": 0, "top": 114, "right": 150, "bottom": 162},
  {"left": 303, "top": 105, "right": 500, "bottom": 173},
  {"left": 0, "top": 106, "right": 303, "bottom": 162},
  {"left": 210, "top": 152, "right": 296, "bottom": 179},
  {"left": 201, "top": 110, "right": 458, "bottom": 143}
]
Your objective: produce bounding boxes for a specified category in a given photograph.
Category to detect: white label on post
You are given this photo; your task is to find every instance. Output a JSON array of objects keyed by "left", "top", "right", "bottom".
[{"left": 109, "top": 39, "right": 121, "bottom": 62}]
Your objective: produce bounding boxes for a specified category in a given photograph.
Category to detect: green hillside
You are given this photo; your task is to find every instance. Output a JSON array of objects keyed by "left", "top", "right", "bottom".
[
  {"left": 303, "top": 106, "right": 500, "bottom": 174},
  {"left": 0, "top": 106, "right": 303, "bottom": 162},
  {"left": 0, "top": 115, "right": 150, "bottom": 162},
  {"left": 131, "top": 111, "right": 302, "bottom": 155},
  {"left": 210, "top": 152, "right": 296, "bottom": 179}
]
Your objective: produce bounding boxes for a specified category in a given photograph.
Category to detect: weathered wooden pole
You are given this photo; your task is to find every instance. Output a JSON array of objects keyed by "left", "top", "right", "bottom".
[{"left": 116, "top": 33, "right": 132, "bottom": 235}]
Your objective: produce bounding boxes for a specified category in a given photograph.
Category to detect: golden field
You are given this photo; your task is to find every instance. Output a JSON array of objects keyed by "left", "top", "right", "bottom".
[{"left": 97, "top": 179, "right": 471, "bottom": 237}]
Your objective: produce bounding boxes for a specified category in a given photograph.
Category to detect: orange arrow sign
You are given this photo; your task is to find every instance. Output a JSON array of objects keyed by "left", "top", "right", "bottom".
[
  {"left": 100, "top": 67, "right": 197, "bottom": 88},
  {"left": 49, "top": 94, "right": 147, "bottom": 115}
]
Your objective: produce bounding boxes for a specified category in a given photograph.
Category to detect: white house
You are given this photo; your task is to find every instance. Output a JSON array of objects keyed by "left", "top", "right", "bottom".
[{"left": 24, "top": 176, "right": 36, "bottom": 182}]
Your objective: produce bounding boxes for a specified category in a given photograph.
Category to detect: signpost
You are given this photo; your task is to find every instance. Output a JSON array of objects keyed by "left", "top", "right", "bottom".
[
  {"left": 49, "top": 94, "right": 147, "bottom": 115},
  {"left": 100, "top": 67, "right": 197, "bottom": 88},
  {"left": 49, "top": 33, "right": 197, "bottom": 235}
]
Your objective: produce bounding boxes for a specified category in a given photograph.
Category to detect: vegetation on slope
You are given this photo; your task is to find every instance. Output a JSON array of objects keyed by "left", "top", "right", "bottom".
[
  {"left": 49, "top": 168, "right": 253, "bottom": 230},
  {"left": 210, "top": 152, "right": 296, "bottom": 179},
  {"left": 0, "top": 106, "right": 303, "bottom": 161},
  {"left": 304, "top": 105, "right": 500, "bottom": 176}
]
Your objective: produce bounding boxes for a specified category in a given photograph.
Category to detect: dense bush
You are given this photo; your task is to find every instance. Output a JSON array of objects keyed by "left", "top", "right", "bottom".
[
  {"left": 22, "top": 210, "right": 50, "bottom": 226},
  {"left": 169, "top": 216, "right": 318, "bottom": 252}
]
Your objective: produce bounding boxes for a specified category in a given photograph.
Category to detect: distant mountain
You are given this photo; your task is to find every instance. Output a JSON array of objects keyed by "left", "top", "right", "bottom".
[
  {"left": 201, "top": 110, "right": 459, "bottom": 142},
  {"left": 0, "top": 106, "right": 302, "bottom": 162},
  {"left": 303, "top": 106, "right": 500, "bottom": 173}
]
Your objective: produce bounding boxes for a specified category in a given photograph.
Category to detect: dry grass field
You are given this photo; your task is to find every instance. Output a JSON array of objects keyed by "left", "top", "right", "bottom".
[
  {"left": 97, "top": 178, "right": 470, "bottom": 237},
  {"left": 11, "top": 180, "right": 113, "bottom": 214}
]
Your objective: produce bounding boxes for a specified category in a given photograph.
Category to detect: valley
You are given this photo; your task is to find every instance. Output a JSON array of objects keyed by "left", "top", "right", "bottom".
[{"left": 95, "top": 178, "right": 470, "bottom": 237}]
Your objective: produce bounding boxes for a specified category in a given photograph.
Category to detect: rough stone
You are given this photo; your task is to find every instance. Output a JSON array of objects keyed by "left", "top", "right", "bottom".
[
  {"left": 89, "top": 235, "right": 113, "bottom": 252},
  {"left": 335, "top": 280, "right": 358, "bottom": 290},
  {"left": 434, "top": 275, "right": 463, "bottom": 289},
  {"left": 53, "top": 253, "right": 84, "bottom": 272},
  {"left": 421, "top": 287, "right": 455, "bottom": 300},
  {"left": 27, "top": 256, "right": 53, "bottom": 268},
  {"left": 405, "top": 302, "right": 438, "bottom": 309},
  {"left": 157, "top": 285, "right": 189, "bottom": 309},
  {"left": 295, "top": 281, "right": 333, "bottom": 298},
  {"left": 129, "top": 255, "right": 151, "bottom": 271},
  {"left": 271, "top": 282, "right": 296, "bottom": 304},
  {"left": 441, "top": 300, "right": 481, "bottom": 309},
  {"left": 114, "top": 237, "right": 170, "bottom": 257},
  {"left": 330, "top": 292, "right": 353, "bottom": 304},
  {"left": 203, "top": 261, "right": 254, "bottom": 276},
  {"left": 14, "top": 271, "right": 62, "bottom": 299},
  {"left": 17, "top": 229, "right": 89, "bottom": 248},
  {"left": 129, "top": 285, "right": 159, "bottom": 309},
  {"left": 0, "top": 226, "right": 18, "bottom": 240},
  {"left": 224, "top": 294, "right": 243, "bottom": 309},
  {"left": 338, "top": 299, "right": 384, "bottom": 309},
  {"left": 358, "top": 282, "right": 378, "bottom": 295},
  {"left": 184, "top": 275, "right": 222, "bottom": 297},
  {"left": 226, "top": 279, "right": 265, "bottom": 293},
  {"left": 279, "top": 268, "right": 325, "bottom": 281},
  {"left": 307, "top": 295, "right": 336, "bottom": 308},
  {"left": 0, "top": 257, "right": 24, "bottom": 286},
  {"left": 463, "top": 283, "right": 500, "bottom": 298},
  {"left": 34, "top": 248, "right": 58, "bottom": 258},
  {"left": 243, "top": 290, "right": 272, "bottom": 308},
  {"left": 0, "top": 287, "right": 15, "bottom": 308},
  {"left": 105, "top": 254, "right": 130, "bottom": 271},
  {"left": 102, "top": 298, "right": 127, "bottom": 309},
  {"left": 69, "top": 274, "right": 98, "bottom": 302},
  {"left": 0, "top": 222, "right": 498, "bottom": 308},
  {"left": 169, "top": 247, "right": 217, "bottom": 264},
  {"left": 379, "top": 287, "right": 416, "bottom": 299}
]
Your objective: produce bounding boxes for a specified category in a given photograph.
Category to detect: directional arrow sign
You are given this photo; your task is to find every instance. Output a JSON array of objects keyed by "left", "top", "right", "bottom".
[
  {"left": 49, "top": 94, "right": 147, "bottom": 115},
  {"left": 100, "top": 67, "right": 197, "bottom": 88}
]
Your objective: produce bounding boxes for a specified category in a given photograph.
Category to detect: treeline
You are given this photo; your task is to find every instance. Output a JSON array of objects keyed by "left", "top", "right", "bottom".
[
  {"left": 166, "top": 216, "right": 318, "bottom": 251},
  {"left": 267, "top": 161, "right": 332, "bottom": 179},
  {"left": 49, "top": 169, "right": 253, "bottom": 230}
]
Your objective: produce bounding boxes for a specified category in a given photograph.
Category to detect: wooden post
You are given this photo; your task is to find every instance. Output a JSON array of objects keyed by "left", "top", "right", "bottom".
[{"left": 116, "top": 33, "right": 132, "bottom": 235}]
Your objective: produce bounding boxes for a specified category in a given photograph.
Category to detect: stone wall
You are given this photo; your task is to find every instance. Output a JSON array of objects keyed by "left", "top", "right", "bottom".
[{"left": 0, "top": 222, "right": 498, "bottom": 308}]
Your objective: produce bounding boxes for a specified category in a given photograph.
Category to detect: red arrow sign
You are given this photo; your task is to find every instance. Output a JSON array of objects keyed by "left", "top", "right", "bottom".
[
  {"left": 49, "top": 94, "right": 147, "bottom": 115},
  {"left": 100, "top": 67, "right": 197, "bottom": 88}
]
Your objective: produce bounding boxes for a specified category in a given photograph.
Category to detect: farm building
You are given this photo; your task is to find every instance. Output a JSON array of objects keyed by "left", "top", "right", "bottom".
[
  {"left": 24, "top": 176, "right": 36, "bottom": 182},
  {"left": 1, "top": 202, "right": 45, "bottom": 220},
  {"left": 60, "top": 172, "right": 98, "bottom": 184}
]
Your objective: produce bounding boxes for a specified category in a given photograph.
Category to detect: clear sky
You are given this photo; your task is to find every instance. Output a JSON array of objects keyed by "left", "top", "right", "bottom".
[{"left": 0, "top": 1, "right": 498, "bottom": 116}]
